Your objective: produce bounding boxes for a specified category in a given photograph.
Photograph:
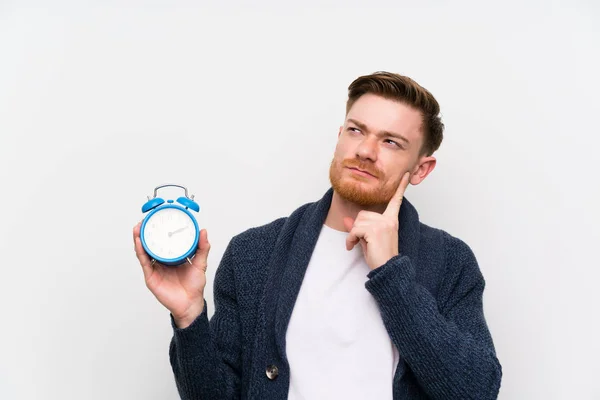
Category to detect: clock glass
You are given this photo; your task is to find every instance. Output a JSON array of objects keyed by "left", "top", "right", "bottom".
[{"left": 142, "top": 207, "right": 196, "bottom": 260}]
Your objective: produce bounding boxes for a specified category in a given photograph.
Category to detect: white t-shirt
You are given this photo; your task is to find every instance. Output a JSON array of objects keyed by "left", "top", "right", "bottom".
[{"left": 286, "top": 224, "right": 400, "bottom": 399}]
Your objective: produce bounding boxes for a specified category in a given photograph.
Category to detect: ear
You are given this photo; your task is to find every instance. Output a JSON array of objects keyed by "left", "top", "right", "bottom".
[
  {"left": 338, "top": 125, "right": 343, "bottom": 137},
  {"left": 410, "top": 156, "right": 436, "bottom": 185}
]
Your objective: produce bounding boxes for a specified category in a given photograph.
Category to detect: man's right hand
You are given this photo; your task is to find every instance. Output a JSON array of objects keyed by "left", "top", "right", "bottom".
[{"left": 133, "top": 221, "right": 211, "bottom": 329}]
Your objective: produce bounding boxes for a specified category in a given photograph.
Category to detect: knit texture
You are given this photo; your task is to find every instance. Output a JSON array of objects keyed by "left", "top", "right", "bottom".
[{"left": 168, "top": 188, "right": 502, "bottom": 399}]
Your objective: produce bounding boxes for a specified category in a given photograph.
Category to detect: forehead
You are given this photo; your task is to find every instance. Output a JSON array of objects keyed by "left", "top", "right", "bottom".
[{"left": 346, "top": 93, "right": 423, "bottom": 141}]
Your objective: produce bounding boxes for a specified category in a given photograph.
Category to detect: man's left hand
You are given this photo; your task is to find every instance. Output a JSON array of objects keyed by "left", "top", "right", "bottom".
[{"left": 343, "top": 171, "right": 411, "bottom": 271}]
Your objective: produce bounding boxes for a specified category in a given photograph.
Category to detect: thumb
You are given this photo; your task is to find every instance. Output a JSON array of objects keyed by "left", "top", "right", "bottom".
[
  {"left": 196, "top": 229, "right": 211, "bottom": 260},
  {"left": 343, "top": 217, "right": 354, "bottom": 232}
]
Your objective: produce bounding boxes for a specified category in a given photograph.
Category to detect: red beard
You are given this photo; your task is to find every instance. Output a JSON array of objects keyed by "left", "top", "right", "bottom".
[{"left": 329, "top": 157, "right": 396, "bottom": 207}]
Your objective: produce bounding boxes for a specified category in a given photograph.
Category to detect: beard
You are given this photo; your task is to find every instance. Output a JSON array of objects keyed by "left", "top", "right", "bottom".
[{"left": 328, "top": 156, "right": 396, "bottom": 207}]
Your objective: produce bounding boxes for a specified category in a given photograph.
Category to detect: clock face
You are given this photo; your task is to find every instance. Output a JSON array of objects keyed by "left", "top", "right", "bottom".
[{"left": 142, "top": 207, "right": 197, "bottom": 261}]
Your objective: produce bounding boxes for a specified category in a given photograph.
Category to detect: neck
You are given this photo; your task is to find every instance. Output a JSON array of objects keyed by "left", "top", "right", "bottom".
[{"left": 324, "top": 190, "right": 386, "bottom": 232}]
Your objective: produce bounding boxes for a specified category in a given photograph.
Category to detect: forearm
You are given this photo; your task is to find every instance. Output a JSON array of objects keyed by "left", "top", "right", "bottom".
[{"left": 366, "top": 255, "right": 501, "bottom": 400}]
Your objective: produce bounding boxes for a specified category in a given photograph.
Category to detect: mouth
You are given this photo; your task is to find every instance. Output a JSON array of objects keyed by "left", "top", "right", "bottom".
[{"left": 347, "top": 167, "right": 377, "bottom": 178}]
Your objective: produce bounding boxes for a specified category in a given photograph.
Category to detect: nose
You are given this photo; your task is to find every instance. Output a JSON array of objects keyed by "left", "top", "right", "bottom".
[{"left": 355, "top": 136, "right": 378, "bottom": 161}]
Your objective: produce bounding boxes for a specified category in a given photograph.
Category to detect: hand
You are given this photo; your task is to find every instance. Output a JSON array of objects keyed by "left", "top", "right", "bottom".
[
  {"left": 133, "top": 221, "right": 210, "bottom": 328},
  {"left": 343, "top": 172, "right": 411, "bottom": 270},
  {"left": 168, "top": 226, "right": 189, "bottom": 237}
]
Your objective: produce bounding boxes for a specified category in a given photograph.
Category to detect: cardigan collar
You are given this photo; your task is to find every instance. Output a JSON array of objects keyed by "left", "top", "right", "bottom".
[{"left": 263, "top": 186, "right": 422, "bottom": 364}]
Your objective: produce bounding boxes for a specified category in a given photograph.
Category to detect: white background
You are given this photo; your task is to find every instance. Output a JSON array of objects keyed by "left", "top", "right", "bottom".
[{"left": 1, "top": 1, "right": 599, "bottom": 399}]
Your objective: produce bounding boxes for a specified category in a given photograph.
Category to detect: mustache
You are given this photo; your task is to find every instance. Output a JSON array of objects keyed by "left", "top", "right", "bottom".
[{"left": 342, "top": 159, "right": 380, "bottom": 177}]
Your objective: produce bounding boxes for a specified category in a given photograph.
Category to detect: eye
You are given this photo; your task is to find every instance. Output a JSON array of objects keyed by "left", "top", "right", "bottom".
[
  {"left": 348, "top": 127, "right": 361, "bottom": 134},
  {"left": 385, "top": 139, "right": 402, "bottom": 149}
]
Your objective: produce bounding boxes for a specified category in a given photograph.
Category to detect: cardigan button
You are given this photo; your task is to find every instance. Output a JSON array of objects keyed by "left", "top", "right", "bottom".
[{"left": 266, "top": 364, "right": 279, "bottom": 380}]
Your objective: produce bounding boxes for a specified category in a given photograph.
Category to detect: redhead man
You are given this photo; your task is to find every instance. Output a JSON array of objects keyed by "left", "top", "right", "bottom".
[{"left": 134, "top": 71, "right": 502, "bottom": 399}]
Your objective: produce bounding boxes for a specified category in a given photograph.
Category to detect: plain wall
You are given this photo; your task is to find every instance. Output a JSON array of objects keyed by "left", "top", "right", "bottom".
[{"left": 1, "top": 1, "right": 599, "bottom": 399}]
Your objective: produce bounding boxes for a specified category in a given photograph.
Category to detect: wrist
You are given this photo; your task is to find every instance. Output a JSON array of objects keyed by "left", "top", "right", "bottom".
[{"left": 173, "top": 300, "right": 205, "bottom": 329}]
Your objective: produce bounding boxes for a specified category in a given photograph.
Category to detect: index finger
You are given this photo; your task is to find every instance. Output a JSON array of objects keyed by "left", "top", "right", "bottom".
[{"left": 383, "top": 171, "right": 411, "bottom": 217}]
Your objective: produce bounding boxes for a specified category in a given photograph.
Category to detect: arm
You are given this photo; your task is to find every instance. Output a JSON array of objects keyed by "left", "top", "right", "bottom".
[
  {"left": 168, "top": 239, "right": 242, "bottom": 400},
  {"left": 365, "top": 235, "right": 502, "bottom": 400}
]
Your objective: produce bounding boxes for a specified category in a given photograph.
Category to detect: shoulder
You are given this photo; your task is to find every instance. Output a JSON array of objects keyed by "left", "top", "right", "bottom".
[
  {"left": 233, "top": 198, "right": 315, "bottom": 241},
  {"left": 419, "top": 222, "right": 478, "bottom": 264},
  {"left": 216, "top": 202, "right": 313, "bottom": 293},
  {"left": 226, "top": 199, "right": 314, "bottom": 256},
  {"left": 227, "top": 216, "right": 288, "bottom": 257},
  {"left": 214, "top": 217, "right": 289, "bottom": 288},
  {"left": 418, "top": 222, "right": 483, "bottom": 291},
  {"left": 418, "top": 223, "right": 486, "bottom": 312}
]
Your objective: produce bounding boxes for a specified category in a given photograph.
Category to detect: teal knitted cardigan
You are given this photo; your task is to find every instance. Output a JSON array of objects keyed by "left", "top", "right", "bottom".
[{"left": 168, "top": 188, "right": 502, "bottom": 399}]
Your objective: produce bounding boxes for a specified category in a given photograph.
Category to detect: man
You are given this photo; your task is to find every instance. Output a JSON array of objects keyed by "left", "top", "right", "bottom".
[{"left": 133, "top": 71, "right": 502, "bottom": 399}]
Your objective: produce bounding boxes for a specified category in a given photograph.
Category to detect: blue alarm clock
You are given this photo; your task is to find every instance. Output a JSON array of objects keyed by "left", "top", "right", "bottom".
[{"left": 140, "top": 184, "right": 200, "bottom": 267}]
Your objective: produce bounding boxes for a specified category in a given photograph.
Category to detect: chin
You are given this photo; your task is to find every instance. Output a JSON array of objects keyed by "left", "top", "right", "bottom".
[
  {"left": 329, "top": 159, "right": 391, "bottom": 207},
  {"left": 331, "top": 174, "right": 388, "bottom": 207}
]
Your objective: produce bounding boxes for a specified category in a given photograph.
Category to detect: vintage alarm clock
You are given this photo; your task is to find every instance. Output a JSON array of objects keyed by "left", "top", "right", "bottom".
[{"left": 140, "top": 184, "right": 200, "bottom": 266}]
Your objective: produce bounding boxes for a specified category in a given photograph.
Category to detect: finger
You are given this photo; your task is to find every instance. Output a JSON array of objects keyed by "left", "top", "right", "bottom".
[
  {"left": 354, "top": 210, "right": 380, "bottom": 224},
  {"left": 383, "top": 171, "right": 411, "bottom": 218},
  {"left": 132, "top": 221, "right": 142, "bottom": 242},
  {"left": 353, "top": 211, "right": 384, "bottom": 227},
  {"left": 343, "top": 218, "right": 358, "bottom": 250},
  {"left": 133, "top": 222, "right": 144, "bottom": 257},
  {"left": 193, "top": 229, "right": 211, "bottom": 268},
  {"left": 359, "top": 238, "right": 368, "bottom": 254},
  {"left": 134, "top": 234, "right": 154, "bottom": 282},
  {"left": 346, "top": 226, "right": 365, "bottom": 250},
  {"left": 346, "top": 231, "right": 360, "bottom": 250}
]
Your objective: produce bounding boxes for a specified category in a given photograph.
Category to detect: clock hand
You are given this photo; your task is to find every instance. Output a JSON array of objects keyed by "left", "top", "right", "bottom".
[{"left": 168, "top": 226, "right": 189, "bottom": 237}]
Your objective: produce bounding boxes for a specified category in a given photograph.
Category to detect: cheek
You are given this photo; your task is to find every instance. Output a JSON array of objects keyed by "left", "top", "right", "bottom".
[
  {"left": 334, "top": 144, "right": 352, "bottom": 160},
  {"left": 380, "top": 159, "right": 409, "bottom": 181}
]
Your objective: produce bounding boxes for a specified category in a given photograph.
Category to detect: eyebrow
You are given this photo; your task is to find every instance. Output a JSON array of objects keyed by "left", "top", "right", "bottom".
[{"left": 347, "top": 118, "right": 410, "bottom": 145}]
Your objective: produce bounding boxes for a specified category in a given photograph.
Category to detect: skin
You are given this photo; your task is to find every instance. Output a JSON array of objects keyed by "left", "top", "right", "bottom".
[
  {"left": 133, "top": 223, "right": 209, "bottom": 328},
  {"left": 325, "top": 93, "right": 437, "bottom": 269},
  {"left": 133, "top": 92, "right": 437, "bottom": 328}
]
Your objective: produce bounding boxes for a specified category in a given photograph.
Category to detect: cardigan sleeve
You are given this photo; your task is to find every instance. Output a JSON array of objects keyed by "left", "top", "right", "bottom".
[
  {"left": 365, "top": 234, "right": 502, "bottom": 400},
  {"left": 168, "top": 238, "right": 242, "bottom": 400}
]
